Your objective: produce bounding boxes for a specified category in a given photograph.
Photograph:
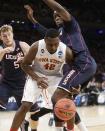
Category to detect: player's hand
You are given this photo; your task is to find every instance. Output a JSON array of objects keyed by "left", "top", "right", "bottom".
[
  {"left": 4, "top": 47, "right": 14, "bottom": 53},
  {"left": 24, "top": 5, "right": 34, "bottom": 19},
  {"left": 15, "top": 57, "right": 24, "bottom": 64},
  {"left": 70, "top": 86, "right": 81, "bottom": 95},
  {"left": 37, "top": 77, "right": 48, "bottom": 89}
]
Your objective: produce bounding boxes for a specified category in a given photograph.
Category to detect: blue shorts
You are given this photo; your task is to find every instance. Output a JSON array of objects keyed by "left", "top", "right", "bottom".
[
  {"left": 58, "top": 58, "right": 97, "bottom": 92},
  {"left": 0, "top": 83, "right": 24, "bottom": 107}
]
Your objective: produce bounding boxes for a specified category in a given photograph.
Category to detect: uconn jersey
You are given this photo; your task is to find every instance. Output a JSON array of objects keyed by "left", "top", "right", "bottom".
[
  {"left": 1, "top": 40, "right": 26, "bottom": 88},
  {"left": 33, "top": 39, "right": 66, "bottom": 76}
]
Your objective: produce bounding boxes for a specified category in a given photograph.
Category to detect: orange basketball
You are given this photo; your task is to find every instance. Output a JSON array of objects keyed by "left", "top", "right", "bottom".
[{"left": 54, "top": 98, "right": 76, "bottom": 121}]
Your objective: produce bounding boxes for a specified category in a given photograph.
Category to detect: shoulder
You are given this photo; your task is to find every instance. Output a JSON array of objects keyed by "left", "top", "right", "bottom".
[
  {"left": 30, "top": 41, "right": 39, "bottom": 52},
  {"left": 19, "top": 41, "right": 30, "bottom": 49},
  {"left": 63, "top": 16, "right": 80, "bottom": 32},
  {"left": 59, "top": 41, "right": 66, "bottom": 48},
  {"left": 18, "top": 41, "right": 30, "bottom": 55}
]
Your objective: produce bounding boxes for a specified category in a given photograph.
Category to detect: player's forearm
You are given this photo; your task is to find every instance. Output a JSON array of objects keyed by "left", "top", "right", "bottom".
[
  {"left": 42, "top": 0, "right": 63, "bottom": 13},
  {"left": 42, "top": 0, "right": 71, "bottom": 21},
  {"left": 34, "top": 23, "right": 48, "bottom": 38},
  {"left": 21, "top": 64, "right": 40, "bottom": 81},
  {"left": 28, "top": 14, "right": 38, "bottom": 24},
  {"left": 0, "top": 49, "right": 7, "bottom": 61},
  {"left": 29, "top": 17, "right": 47, "bottom": 38}
]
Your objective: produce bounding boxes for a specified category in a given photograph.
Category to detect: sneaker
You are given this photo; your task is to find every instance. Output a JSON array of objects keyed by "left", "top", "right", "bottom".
[
  {"left": 20, "top": 120, "right": 29, "bottom": 131},
  {"left": 63, "top": 127, "right": 67, "bottom": 131},
  {"left": 0, "top": 104, "right": 6, "bottom": 111},
  {"left": 48, "top": 117, "right": 54, "bottom": 126}
]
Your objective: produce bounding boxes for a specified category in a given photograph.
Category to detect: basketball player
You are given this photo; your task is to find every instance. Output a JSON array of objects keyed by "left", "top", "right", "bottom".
[
  {"left": 24, "top": 4, "right": 91, "bottom": 131},
  {"left": 0, "top": 24, "right": 30, "bottom": 131},
  {"left": 40, "top": 0, "right": 97, "bottom": 131},
  {"left": 10, "top": 28, "right": 74, "bottom": 131}
]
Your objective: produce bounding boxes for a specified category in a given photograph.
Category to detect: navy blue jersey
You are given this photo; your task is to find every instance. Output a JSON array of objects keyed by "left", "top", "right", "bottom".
[
  {"left": 59, "top": 17, "right": 94, "bottom": 69},
  {"left": 1, "top": 40, "right": 26, "bottom": 88}
]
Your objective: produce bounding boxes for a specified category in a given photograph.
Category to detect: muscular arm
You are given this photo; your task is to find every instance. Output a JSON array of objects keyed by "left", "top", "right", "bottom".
[
  {"left": 21, "top": 41, "right": 48, "bottom": 88},
  {"left": 42, "top": 0, "right": 71, "bottom": 21},
  {"left": 21, "top": 41, "right": 39, "bottom": 80},
  {"left": 66, "top": 47, "right": 73, "bottom": 65}
]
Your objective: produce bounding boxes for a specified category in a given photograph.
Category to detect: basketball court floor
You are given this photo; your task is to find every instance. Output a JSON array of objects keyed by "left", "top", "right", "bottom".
[{"left": 0, "top": 105, "right": 105, "bottom": 131}]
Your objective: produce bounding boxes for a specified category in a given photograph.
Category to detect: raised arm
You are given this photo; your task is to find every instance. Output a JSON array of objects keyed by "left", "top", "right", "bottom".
[
  {"left": 24, "top": 4, "right": 48, "bottom": 38},
  {"left": 42, "top": 0, "right": 71, "bottom": 21}
]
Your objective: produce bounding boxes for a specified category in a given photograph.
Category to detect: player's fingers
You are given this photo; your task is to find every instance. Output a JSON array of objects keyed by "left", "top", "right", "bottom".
[
  {"left": 41, "top": 82, "right": 48, "bottom": 88},
  {"left": 24, "top": 5, "right": 30, "bottom": 10},
  {"left": 71, "top": 87, "right": 80, "bottom": 94},
  {"left": 15, "top": 57, "right": 23, "bottom": 64},
  {"left": 39, "top": 83, "right": 48, "bottom": 89},
  {"left": 42, "top": 77, "right": 48, "bottom": 81}
]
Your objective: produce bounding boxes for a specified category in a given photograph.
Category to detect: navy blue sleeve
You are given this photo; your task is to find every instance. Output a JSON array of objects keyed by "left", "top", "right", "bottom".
[
  {"left": 63, "top": 17, "right": 81, "bottom": 33},
  {"left": 34, "top": 23, "right": 48, "bottom": 38}
]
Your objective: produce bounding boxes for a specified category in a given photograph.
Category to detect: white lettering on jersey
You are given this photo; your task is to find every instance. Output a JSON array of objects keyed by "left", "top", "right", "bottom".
[
  {"left": 62, "top": 70, "right": 75, "bottom": 85},
  {"left": 34, "top": 39, "right": 66, "bottom": 75},
  {"left": 5, "top": 52, "right": 24, "bottom": 69}
]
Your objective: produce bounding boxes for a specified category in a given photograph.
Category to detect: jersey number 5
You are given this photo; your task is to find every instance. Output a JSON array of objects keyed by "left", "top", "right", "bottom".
[
  {"left": 44, "top": 63, "right": 56, "bottom": 70},
  {"left": 14, "top": 61, "right": 20, "bottom": 69}
]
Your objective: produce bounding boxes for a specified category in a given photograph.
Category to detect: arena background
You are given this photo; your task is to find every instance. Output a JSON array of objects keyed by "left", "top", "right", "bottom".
[{"left": 0, "top": 0, "right": 105, "bottom": 131}]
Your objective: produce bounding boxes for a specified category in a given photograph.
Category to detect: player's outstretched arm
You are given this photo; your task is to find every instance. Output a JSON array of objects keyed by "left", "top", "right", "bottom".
[
  {"left": 42, "top": 0, "right": 71, "bottom": 21},
  {"left": 24, "top": 4, "right": 38, "bottom": 24},
  {"left": 24, "top": 4, "right": 48, "bottom": 38}
]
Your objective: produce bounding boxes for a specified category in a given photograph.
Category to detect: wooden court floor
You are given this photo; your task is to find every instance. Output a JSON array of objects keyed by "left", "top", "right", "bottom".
[{"left": 0, "top": 105, "right": 105, "bottom": 131}]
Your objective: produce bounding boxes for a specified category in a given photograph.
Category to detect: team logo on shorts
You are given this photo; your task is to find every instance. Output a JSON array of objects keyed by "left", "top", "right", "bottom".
[
  {"left": 41, "top": 49, "right": 45, "bottom": 53},
  {"left": 58, "top": 51, "right": 63, "bottom": 58}
]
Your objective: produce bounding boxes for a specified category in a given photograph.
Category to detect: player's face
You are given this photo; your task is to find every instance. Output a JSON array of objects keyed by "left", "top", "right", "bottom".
[
  {"left": 53, "top": 11, "right": 63, "bottom": 27},
  {"left": 45, "top": 37, "right": 59, "bottom": 54},
  {"left": 0, "top": 31, "right": 13, "bottom": 47}
]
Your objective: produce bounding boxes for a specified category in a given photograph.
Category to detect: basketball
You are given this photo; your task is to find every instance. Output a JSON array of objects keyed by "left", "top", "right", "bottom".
[{"left": 54, "top": 98, "right": 76, "bottom": 121}]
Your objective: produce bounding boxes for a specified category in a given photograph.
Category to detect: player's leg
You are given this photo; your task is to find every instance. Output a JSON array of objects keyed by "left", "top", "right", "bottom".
[
  {"left": 29, "top": 102, "right": 40, "bottom": 131},
  {"left": 55, "top": 63, "right": 96, "bottom": 131},
  {"left": 30, "top": 107, "right": 52, "bottom": 131},
  {"left": 10, "top": 78, "right": 41, "bottom": 131},
  {"left": 52, "top": 88, "right": 74, "bottom": 131},
  {"left": 73, "top": 93, "right": 88, "bottom": 131},
  {"left": 0, "top": 83, "right": 11, "bottom": 110},
  {"left": 13, "top": 88, "right": 30, "bottom": 131},
  {"left": 63, "top": 112, "right": 88, "bottom": 131},
  {"left": 75, "top": 112, "right": 88, "bottom": 131},
  {"left": 10, "top": 101, "right": 33, "bottom": 131}
]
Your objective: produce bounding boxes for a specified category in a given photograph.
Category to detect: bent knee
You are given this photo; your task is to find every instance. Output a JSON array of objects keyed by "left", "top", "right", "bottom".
[
  {"left": 52, "top": 88, "right": 63, "bottom": 105},
  {"left": 20, "top": 102, "right": 33, "bottom": 112}
]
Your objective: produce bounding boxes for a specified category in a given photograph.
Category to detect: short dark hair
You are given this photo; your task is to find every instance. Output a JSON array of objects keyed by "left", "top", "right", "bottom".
[{"left": 45, "top": 28, "right": 60, "bottom": 38}]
